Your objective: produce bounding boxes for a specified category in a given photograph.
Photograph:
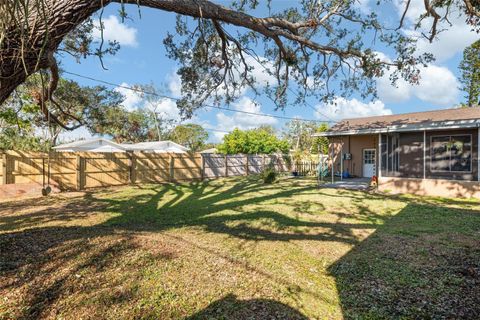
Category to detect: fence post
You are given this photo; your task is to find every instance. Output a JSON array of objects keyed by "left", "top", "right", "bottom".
[
  {"left": 201, "top": 155, "right": 205, "bottom": 180},
  {"left": 2, "top": 152, "right": 7, "bottom": 185},
  {"left": 245, "top": 154, "right": 249, "bottom": 176},
  {"left": 76, "top": 154, "right": 85, "bottom": 191},
  {"left": 169, "top": 155, "right": 175, "bottom": 182},
  {"left": 127, "top": 151, "right": 136, "bottom": 184},
  {"left": 225, "top": 155, "right": 228, "bottom": 177}
]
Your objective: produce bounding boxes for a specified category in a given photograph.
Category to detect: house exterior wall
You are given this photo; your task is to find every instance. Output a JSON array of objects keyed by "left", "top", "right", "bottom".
[
  {"left": 326, "top": 127, "right": 480, "bottom": 198},
  {"left": 378, "top": 177, "right": 480, "bottom": 198},
  {"left": 328, "top": 135, "right": 378, "bottom": 177}
]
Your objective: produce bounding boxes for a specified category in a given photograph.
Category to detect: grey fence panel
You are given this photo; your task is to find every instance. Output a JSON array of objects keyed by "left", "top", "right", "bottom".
[
  {"left": 275, "top": 157, "right": 289, "bottom": 172},
  {"left": 248, "top": 156, "right": 263, "bottom": 166},
  {"left": 203, "top": 155, "right": 225, "bottom": 178},
  {"left": 248, "top": 156, "right": 263, "bottom": 174},
  {"left": 204, "top": 155, "right": 224, "bottom": 168},
  {"left": 226, "top": 155, "right": 245, "bottom": 166},
  {"left": 202, "top": 153, "right": 290, "bottom": 178},
  {"left": 266, "top": 155, "right": 289, "bottom": 172},
  {"left": 227, "top": 165, "right": 245, "bottom": 176},
  {"left": 204, "top": 166, "right": 225, "bottom": 178},
  {"left": 226, "top": 155, "right": 246, "bottom": 176}
]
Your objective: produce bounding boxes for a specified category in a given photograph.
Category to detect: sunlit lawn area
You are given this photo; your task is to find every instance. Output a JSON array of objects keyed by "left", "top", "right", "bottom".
[{"left": 1, "top": 176, "right": 479, "bottom": 319}]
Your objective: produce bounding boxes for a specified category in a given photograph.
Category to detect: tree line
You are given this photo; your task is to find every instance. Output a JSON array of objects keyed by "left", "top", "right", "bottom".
[{"left": 0, "top": 72, "right": 329, "bottom": 155}]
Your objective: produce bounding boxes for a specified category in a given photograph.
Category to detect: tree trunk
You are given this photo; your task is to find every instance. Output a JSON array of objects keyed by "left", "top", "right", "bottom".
[
  {"left": 0, "top": 0, "right": 109, "bottom": 104},
  {"left": 1, "top": 0, "right": 285, "bottom": 106},
  {"left": 0, "top": 0, "right": 266, "bottom": 104}
]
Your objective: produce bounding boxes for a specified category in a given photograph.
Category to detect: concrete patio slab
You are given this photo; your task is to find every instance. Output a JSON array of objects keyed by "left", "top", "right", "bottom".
[{"left": 321, "top": 178, "right": 371, "bottom": 190}]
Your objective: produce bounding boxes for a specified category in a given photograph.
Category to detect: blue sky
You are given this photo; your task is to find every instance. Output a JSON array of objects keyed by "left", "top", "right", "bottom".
[{"left": 59, "top": 0, "right": 478, "bottom": 143}]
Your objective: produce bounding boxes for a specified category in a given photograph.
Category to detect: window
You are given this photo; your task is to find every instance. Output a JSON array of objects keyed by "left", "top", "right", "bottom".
[
  {"left": 364, "top": 149, "right": 375, "bottom": 164},
  {"left": 380, "top": 134, "right": 400, "bottom": 175},
  {"left": 431, "top": 135, "right": 472, "bottom": 172}
]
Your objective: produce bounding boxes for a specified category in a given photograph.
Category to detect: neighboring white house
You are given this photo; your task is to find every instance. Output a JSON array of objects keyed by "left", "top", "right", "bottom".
[
  {"left": 53, "top": 138, "right": 189, "bottom": 153},
  {"left": 53, "top": 138, "right": 127, "bottom": 153},
  {"left": 121, "top": 141, "right": 189, "bottom": 153}
]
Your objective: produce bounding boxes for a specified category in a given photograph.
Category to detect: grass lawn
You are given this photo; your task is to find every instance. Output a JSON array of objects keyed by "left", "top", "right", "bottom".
[{"left": 1, "top": 176, "right": 480, "bottom": 319}]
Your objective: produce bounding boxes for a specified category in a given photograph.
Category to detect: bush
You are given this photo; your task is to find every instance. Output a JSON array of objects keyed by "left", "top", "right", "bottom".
[{"left": 261, "top": 167, "right": 277, "bottom": 184}]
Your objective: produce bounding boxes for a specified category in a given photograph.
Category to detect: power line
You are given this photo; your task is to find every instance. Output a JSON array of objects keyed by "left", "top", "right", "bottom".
[{"left": 63, "top": 71, "right": 335, "bottom": 124}]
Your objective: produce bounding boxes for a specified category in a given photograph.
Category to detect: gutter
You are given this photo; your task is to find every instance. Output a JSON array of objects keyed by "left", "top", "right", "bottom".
[{"left": 313, "top": 119, "right": 480, "bottom": 137}]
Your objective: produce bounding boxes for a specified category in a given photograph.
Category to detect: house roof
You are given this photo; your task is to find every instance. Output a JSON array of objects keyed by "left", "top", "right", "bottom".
[
  {"left": 53, "top": 138, "right": 126, "bottom": 150},
  {"left": 315, "top": 107, "right": 480, "bottom": 136},
  {"left": 54, "top": 139, "right": 189, "bottom": 152}
]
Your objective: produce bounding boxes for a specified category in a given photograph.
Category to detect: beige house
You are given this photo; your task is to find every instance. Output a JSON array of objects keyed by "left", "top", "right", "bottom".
[{"left": 314, "top": 107, "right": 480, "bottom": 198}]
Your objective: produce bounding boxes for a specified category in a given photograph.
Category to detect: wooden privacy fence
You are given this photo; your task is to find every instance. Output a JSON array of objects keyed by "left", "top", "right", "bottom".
[{"left": 0, "top": 151, "right": 292, "bottom": 197}]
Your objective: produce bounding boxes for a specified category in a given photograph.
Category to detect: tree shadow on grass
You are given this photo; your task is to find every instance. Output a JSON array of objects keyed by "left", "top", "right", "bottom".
[
  {"left": 183, "top": 293, "right": 307, "bottom": 320},
  {"left": 1, "top": 178, "right": 331, "bottom": 318},
  {"left": 2, "top": 177, "right": 480, "bottom": 318},
  {"left": 329, "top": 201, "right": 480, "bottom": 319},
  {"left": 0, "top": 225, "right": 176, "bottom": 319},
  {"left": 94, "top": 179, "right": 387, "bottom": 242}
]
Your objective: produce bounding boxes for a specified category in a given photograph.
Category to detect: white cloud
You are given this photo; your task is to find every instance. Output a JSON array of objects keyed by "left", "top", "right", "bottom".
[
  {"left": 167, "top": 72, "right": 182, "bottom": 98},
  {"left": 393, "top": 0, "right": 426, "bottom": 22},
  {"left": 114, "top": 81, "right": 183, "bottom": 124},
  {"left": 57, "top": 127, "right": 95, "bottom": 143},
  {"left": 246, "top": 56, "right": 277, "bottom": 87},
  {"left": 377, "top": 64, "right": 459, "bottom": 106},
  {"left": 377, "top": 76, "right": 411, "bottom": 103},
  {"left": 315, "top": 97, "right": 392, "bottom": 121},
  {"left": 114, "top": 83, "right": 142, "bottom": 110},
  {"left": 393, "top": 1, "right": 476, "bottom": 62},
  {"left": 404, "top": 22, "right": 478, "bottom": 62},
  {"left": 211, "top": 97, "right": 277, "bottom": 141},
  {"left": 411, "top": 65, "right": 459, "bottom": 105},
  {"left": 93, "top": 15, "right": 138, "bottom": 47},
  {"left": 146, "top": 97, "right": 182, "bottom": 122},
  {"left": 355, "top": 0, "right": 372, "bottom": 14},
  {"left": 166, "top": 54, "right": 276, "bottom": 101}
]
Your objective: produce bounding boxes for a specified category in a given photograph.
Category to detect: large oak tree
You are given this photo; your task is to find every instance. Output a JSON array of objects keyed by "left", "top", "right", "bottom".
[{"left": 1, "top": 0, "right": 479, "bottom": 127}]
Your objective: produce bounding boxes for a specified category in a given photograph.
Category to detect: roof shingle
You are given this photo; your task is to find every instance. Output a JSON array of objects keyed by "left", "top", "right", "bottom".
[{"left": 327, "top": 107, "right": 480, "bottom": 133}]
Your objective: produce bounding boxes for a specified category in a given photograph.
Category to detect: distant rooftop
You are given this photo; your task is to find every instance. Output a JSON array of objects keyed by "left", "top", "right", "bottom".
[{"left": 54, "top": 138, "right": 189, "bottom": 152}]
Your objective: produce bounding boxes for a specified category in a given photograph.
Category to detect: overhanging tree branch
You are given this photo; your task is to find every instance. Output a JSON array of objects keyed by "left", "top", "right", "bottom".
[{"left": 1, "top": 0, "right": 479, "bottom": 129}]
